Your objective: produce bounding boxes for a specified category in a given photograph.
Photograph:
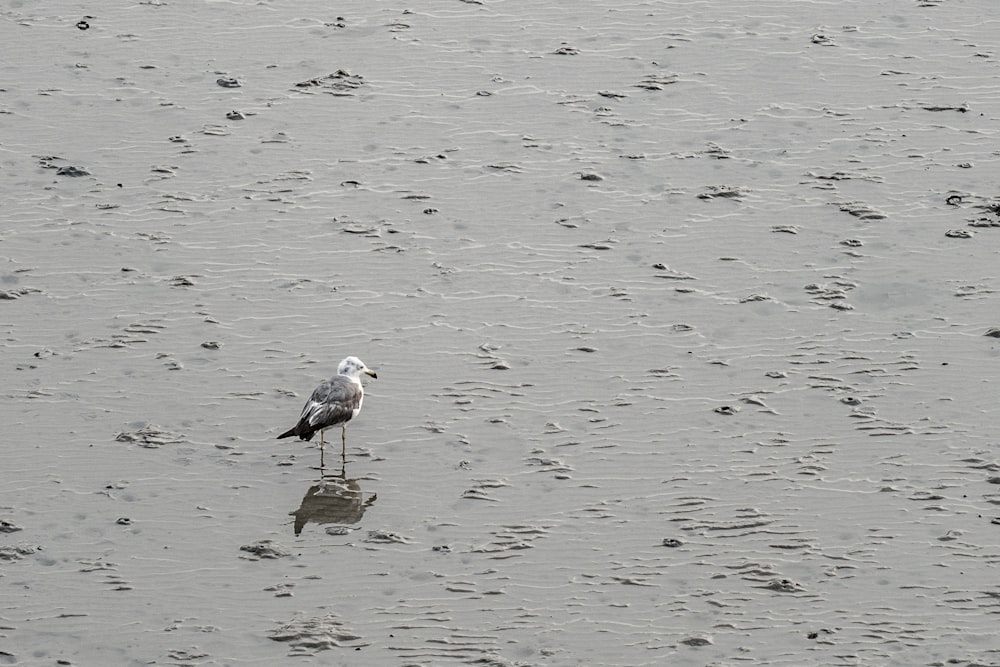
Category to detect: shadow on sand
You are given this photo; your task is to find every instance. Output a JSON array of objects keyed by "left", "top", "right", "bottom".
[{"left": 289, "top": 453, "right": 377, "bottom": 536}]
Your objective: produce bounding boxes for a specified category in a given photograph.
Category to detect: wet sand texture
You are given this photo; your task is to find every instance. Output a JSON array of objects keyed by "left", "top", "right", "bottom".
[{"left": 3, "top": 1, "right": 1000, "bottom": 665}]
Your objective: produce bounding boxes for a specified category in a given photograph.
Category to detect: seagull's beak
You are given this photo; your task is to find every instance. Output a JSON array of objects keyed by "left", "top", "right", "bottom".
[{"left": 365, "top": 368, "right": 378, "bottom": 380}]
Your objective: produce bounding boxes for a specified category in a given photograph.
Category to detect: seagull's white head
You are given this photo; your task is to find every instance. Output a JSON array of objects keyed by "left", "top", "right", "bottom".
[{"left": 338, "top": 356, "right": 377, "bottom": 380}]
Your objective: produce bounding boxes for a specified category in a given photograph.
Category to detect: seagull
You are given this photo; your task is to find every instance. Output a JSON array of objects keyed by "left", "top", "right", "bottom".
[{"left": 277, "top": 356, "right": 377, "bottom": 459}]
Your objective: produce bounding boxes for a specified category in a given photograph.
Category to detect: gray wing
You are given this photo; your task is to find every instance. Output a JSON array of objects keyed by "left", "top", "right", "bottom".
[{"left": 299, "top": 376, "right": 362, "bottom": 430}]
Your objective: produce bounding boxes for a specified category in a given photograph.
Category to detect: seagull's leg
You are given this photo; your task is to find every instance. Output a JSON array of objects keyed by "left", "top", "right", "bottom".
[
  {"left": 319, "top": 430, "right": 326, "bottom": 470},
  {"left": 341, "top": 425, "right": 347, "bottom": 458}
]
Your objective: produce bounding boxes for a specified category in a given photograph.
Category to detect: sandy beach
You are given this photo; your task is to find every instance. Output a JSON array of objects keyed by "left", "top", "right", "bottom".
[{"left": 3, "top": 1, "right": 1000, "bottom": 664}]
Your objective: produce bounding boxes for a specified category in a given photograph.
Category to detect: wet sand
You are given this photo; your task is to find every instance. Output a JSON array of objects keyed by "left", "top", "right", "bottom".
[{"left": 3, "top": 1, "right": 1000, "bottom": 665}]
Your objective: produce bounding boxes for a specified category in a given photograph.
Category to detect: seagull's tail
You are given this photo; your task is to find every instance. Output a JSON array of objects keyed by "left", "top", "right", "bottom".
[{"left": 277, "top": 425, "right": 315, "bottom": 441}]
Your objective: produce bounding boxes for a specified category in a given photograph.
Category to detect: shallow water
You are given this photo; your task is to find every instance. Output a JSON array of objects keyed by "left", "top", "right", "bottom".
[{"left": 3, "top": 1, "right": 1000, "bottom": 665}]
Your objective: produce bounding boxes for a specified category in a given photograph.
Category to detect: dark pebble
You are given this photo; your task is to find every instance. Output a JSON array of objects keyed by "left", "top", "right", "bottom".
[
  {"left": 0, "top": 519, "right": 23, "bottom": 533},
  {"left": 56, "top": 166, "right": 90, "bottom": 177}
]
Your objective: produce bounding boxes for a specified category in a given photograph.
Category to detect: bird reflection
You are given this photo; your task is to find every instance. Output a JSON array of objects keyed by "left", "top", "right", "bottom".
[{"left": 289, "top": 456, "right": 376, "bottom": 536}]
